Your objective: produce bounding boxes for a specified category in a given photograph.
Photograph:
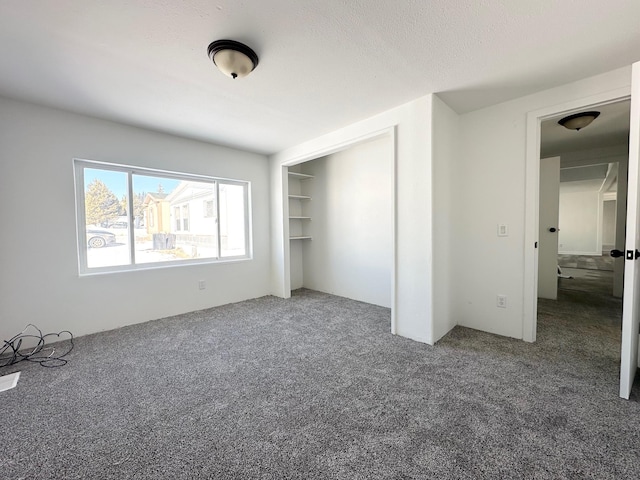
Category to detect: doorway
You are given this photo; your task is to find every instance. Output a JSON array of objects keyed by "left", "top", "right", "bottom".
[
  {"left": 533, "top": 98, "right": 632, "bottom": 395},
  {"left": 537, "top": 100, "right": 630, "bottom": 301},
  {"left": 524, "top": 92, "right": 631, "bottom": 341}
]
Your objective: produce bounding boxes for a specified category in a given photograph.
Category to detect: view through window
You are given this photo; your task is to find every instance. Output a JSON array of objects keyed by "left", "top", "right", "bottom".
[{"left": 75, "top": 160, "right": 250, "bottom": 273}]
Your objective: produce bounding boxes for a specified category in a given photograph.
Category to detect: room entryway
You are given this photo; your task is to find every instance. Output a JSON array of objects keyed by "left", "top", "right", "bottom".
[{"left": 534, "top": 95, "right": 635, "bottom": 398}]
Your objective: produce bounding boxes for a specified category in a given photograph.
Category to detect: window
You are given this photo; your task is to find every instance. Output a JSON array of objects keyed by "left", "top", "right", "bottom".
[
  {"left": 174, "top": 206, "right": 181, "bottom": 231},
  {"left": 182, "top": 204, "right": 190, "bottom": 231},
  {"left": 204, "top": 200, "right": 214, "bottom": 218},
  {"left": 147, "top": 206, "right": 154, "bottom": 227},
  {"left": 74, "top": 159, "right": 251, "bottom": 274}
]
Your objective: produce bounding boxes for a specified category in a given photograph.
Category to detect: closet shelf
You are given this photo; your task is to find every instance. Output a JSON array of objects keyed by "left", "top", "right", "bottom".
[{"left": 288, "top": 169, "right": 312, "bottom": 242}]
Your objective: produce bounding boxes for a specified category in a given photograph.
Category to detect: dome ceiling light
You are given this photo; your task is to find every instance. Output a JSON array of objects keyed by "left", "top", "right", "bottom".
[
  {"left": 557, "top": 111, "right": 601, "bottom": 131},
  {"left": 207, "top": 40, "right": 259, "bottom": 79}
]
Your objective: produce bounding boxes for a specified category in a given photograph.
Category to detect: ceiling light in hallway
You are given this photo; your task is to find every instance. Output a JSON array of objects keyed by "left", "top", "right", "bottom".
[{"left": 558, "top": 111, "right": 601, "bottom": 131}]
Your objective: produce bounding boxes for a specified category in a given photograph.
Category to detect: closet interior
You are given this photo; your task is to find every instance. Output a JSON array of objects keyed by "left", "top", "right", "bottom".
[{"left": 285, "top": 134, "right": 393, "bottom": 308}]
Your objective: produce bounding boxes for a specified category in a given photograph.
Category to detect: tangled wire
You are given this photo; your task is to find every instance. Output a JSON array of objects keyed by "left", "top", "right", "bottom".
[{"left": 0, "top": 324, "right": 74, "bottom": 368}]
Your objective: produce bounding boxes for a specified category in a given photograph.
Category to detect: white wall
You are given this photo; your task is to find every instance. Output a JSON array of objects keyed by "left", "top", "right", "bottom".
[
  {"left": 603, "top": 200, "right": 617, "bottom": 247},
  {"left": 271, "top": 96, "right": 434, "bottom": 344},
  {"left": 270, "top": 66, "right": 632, "bottom": 345},
  {"left": 301, "top": 136, "right": 392, "bottom": 307},
  {"left": 558, "top": 185, "right": 602, "bottom": 255},
  {"left": 0, "top": 96, "right": 271, "bottom": 341},
  {"left": 431, "top": 95, "right": 459, "bottom": 342},
  {"left": 453, "top": 67, "right": 631, "bottom": 340},
  {"left": 289, "top": 240, "right": 305, "bottom": 290}
]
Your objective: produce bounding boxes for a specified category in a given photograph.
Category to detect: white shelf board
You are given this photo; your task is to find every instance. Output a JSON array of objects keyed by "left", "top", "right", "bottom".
[
  {"left": 288, "top": 172, "right": 314, "bottom": 179},
  {"left": 289, "top": 216, "right": 311, "bottom": 219},
  {"left": 289, "top": 236, "right": 312, "bottom": 240},
  {"left": 288, "top": 195, "right": 311, "bottom": 200}
]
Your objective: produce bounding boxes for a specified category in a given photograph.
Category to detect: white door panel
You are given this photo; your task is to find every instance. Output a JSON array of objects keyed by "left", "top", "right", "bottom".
[
  {"left": 538, "top": 157, "right": 560, "bottom": 300},
  {"left": 620, "top": 61, "right": 640, "bottom": 399}
]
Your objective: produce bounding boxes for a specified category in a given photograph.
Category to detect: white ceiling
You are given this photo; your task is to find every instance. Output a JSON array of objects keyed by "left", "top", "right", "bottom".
[
  {"left": 560, "top": 164, "right": 610, "bottom": 183},
  {"left": 541, "top": 100, "right": 631, "bottom": 157},
  {"left": 560, "top": 178, "right": 608, "bottom": 193},
  {"left": 1, "top": 1, "right": 639, "bottom": 155}
]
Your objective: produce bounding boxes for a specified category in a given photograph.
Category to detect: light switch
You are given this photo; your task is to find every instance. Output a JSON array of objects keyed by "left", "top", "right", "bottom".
[{"left": 498, "top": 224, "right": 508, "bottom": 237}]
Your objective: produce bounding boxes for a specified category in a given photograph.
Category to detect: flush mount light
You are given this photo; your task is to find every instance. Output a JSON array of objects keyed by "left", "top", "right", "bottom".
[
  {"left": 207, "top": 40, "right": 259, "bottom": 79},
  {"left": 557, "top": 111, "right": 601, "bottom": 131}
]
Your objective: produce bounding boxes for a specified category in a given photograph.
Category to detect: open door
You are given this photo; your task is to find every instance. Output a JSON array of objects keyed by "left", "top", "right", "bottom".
[
  {"left": 538, "top": 156, "right": 560, "bottom": 299},
  {"left": 620, "top": 62, "right": 640, "bottom": 399}
]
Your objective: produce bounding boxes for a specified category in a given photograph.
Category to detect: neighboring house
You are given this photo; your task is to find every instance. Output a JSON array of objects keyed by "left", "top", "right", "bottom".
[
  {"left": 165, "top": 181, "right": 216, "bottom": 235},
  {"left": 141, "top": 181, "right": 244, "bottom": 254},
  {"left": 165, "top": 181, "right": 217, "bottom": 249},
  {"left": 142, "top": 192, "right": 170, "bottom": 234},
  {"left": 142, "top": 182, "right": 220, "bottom": 251}
]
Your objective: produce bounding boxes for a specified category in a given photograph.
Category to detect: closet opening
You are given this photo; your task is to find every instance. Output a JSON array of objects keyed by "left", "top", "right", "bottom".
[{"left": 283, "top": 132, "right": 395, "bottom": 325}]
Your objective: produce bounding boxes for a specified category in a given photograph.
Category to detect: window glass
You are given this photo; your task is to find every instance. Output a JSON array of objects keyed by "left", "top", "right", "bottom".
[
  {"left": 83, "top": 168, "right": 130, "bottom": 269},
  {"left": 75, "top": 160, "right": 250, "bottom": 273},
  {"left": 219, "top": 183, "right": 246, "bottom": 258},
  {"left": 132, "top": 175, "right": 215, "bottom": 264},
  {"left": 174, "top": 206, "right": 181, "bottom": 231},
  {"left": 204, "top": 200, "right": 214, "bottom": 218},
  {"left": 182, "top": 204, "right": 190, "bottom": 232}
]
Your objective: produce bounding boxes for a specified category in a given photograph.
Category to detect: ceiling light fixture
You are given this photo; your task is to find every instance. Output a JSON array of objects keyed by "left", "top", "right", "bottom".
[
  {"left": 207, "top": 40, "right": 259, "bottom": 79},
  {"left": 557, "top": 111, "right": 601, "bottom": 131}
]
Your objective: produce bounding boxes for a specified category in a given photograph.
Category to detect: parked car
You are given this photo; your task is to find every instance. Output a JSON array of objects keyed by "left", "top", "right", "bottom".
[
  {"left": 101, "top": 218, "right": 127, "bottom": 229},
  {"left": 107, "top": 221, "right": 128, "bottom": 229},
  {"left": 87, "top": 229, "right": 116, "bottom": 248}
]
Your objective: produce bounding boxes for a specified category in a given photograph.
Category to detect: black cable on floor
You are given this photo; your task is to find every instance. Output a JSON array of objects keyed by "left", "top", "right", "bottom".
[{"left": 0, "top": 324, "right": 74, "bottom": 368}]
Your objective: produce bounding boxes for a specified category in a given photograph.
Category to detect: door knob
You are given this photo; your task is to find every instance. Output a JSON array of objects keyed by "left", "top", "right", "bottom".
[
  {"left": 548, "top": 227, "right": 558, "bottom": 233},
  {"left": 611, "top": 249, "right": 625, "bottom": 258},
  {"left": 626, "top": 249, "right": 640, "bottom": 260}
]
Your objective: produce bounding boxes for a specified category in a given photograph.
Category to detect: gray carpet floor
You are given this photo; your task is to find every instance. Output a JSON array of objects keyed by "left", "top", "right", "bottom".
[
  {"left": 1, "top": 287, "right": 640, "bottom": 479},
  {"left": 558, "top": 267, "right": 616, "bottom": 296},
  {"left": 558, "top": 253, "right": 615, "bottom": 271}
]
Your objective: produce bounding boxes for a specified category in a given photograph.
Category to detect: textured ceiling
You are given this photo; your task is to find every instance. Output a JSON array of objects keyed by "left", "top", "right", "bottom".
[
  {"left": 541, "top": 100, "right": 631, "bottom": 157},
  {"left": 1, "top": 1, "right": 639, "bottom": 154}
]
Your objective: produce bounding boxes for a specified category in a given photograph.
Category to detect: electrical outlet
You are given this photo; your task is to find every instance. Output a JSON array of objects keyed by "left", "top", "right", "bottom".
[
  {"left": 198, "top": 280, "right": 206, "bottom": 290},
  {"left": 497, "top": 295, "right": 507, "bottom": 308}
]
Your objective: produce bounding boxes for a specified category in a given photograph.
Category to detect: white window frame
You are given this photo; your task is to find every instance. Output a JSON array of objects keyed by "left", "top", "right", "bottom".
[{"left": 74, "top": 159, "right": 252, "bottom": 275}]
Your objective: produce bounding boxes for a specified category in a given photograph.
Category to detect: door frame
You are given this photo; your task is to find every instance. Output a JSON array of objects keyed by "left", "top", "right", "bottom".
[{"left": 523, "top": 87, "right": 631, "bottom": 342}]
